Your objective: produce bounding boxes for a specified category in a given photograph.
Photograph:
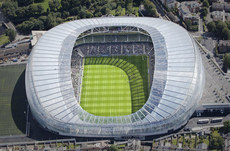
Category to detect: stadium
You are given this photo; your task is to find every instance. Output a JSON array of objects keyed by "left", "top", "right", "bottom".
[{"left": 25, "top": 17, "right": 205, "bottom": 138}]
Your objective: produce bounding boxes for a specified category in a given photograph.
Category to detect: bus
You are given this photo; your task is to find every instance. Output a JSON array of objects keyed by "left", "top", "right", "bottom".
[
  {"left": 197, "top": 119, "right": 209, "bottom": 124},
  {"left": 211, "top": 118, "right": 223, "bottom": 123}
]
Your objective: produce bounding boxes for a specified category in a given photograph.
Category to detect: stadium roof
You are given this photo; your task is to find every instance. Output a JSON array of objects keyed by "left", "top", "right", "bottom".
[{"left": 26, "top": 17, "right": 205, "bottom": 137}]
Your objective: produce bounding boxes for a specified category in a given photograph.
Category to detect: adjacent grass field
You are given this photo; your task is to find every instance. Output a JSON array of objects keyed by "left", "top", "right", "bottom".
[
  {"left": 80, "top": 55, "right": 149, "bottom": 117},
  {"left": 0, "top": 64, "right": 27, "bottom": 136},
  {"left": 0, "top": 35, "right": 9, "bottom": 46}
]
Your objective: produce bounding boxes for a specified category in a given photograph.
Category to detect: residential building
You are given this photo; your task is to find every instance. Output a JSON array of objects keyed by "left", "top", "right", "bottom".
[
  {"left": 212, "top": 2, "right": 230, "bottom": 12},
  {"left": 212, "top": 2, "right": 225, "bottom": 11},
  {"left": 178, "top": 2, "right": 200, "bottom": 24},
  {"left": 225, "top": 3, "right": 230, "bottom": 12},
  {"left": 211, "top": 11, "right": 225, "bottom": 21},
  {"left": 160, "top": 0, "right": 177, "bottom": 9},
  {"left": 219, "top": 40, "right": 230, "bottom": 53},
  {"left": 181, "top": 1, "right": 200, "bottom": 13}
]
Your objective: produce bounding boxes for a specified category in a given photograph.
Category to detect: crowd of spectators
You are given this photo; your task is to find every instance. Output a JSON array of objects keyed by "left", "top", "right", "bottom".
[{"left": 74, "top": 42, "right": 153, "bottom": 57}]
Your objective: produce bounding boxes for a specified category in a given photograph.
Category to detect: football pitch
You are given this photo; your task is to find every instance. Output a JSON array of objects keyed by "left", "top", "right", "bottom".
[{"left": 80, "top": 55, "right": 149, "bottom": 117}]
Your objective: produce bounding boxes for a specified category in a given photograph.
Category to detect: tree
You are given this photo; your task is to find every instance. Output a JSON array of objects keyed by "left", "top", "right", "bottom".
[
  {"left": 115, "top": 5, "right": 123, "bottom": 16},
  {"left": 16, "top": 7, "right": 26, "bottom": 18},
  {"left": 34, "top": 0, "right": 45, "bottom": 2},
  {"left": 1, "top": 1, "right": 18, "bottom": 19},
  {"left": 46, "top": 13, "right": 57, "bottom": 29},
  {"left": 17, "top": 0, "right": 33, "bottom": 7},
  {"left": 49, "top": 0, "right": 60, "bottom": 12},
  {"left": 61, "top": 0, "right": 71, "bottom": 11},
  {"left": 216, "top": 21, "right": 227, "bottom": 37},
  {"left": 203, "top": 0, "right": 209, "bottom": 8},
  {"left": 127, "top": 2, "right": 133, "bottom": 14},
  {"left": 223, "top": 54, "right": 230, "bottom": 72},
  {"left": 70, "top": 7, "right": 80, "bottom": 16},
  {"left": 207, "top": 22, "right": 216, "bottom": 32},
  {"left": 5, "top": 29, "right": 16, "bottom": 42},
  {"left": 28, "top": 5, "right": 39, "bottom": 15},
  {"left": 201, "top": 7, "right": 208, "bottom": 17},
  {"left": 143, "top": 0, "right": 158, "bottom": 17},
  {"left": 109, "top": 145, "right": 118, "bottom": 151},
  {"left": 221, "top": 28, "right": 230, "bottom": 40},
  {"left": 37, "top": 5, "right": 44, "bottom": 14},
  {"left": 223, "top": 120, "right": 230, "bottom": 133},
  {"left": 101, "top": 6, "right": 111, "bottom": 15},
  {"left": 210, "top": 132, "right": 224, "bottom": 150},
  {"left": 16, "top": 17, "right": 44, "bottom": 34}
]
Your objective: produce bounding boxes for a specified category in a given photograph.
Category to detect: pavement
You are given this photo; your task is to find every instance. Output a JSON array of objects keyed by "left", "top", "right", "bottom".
[
  {"left": 200, "top": 37, "right": 216, "bottom": 54},
  {"left": 198, "top": 45, "right": 230, "bottom": 104}
]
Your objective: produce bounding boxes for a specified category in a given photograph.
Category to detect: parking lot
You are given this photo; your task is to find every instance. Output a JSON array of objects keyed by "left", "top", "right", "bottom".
[{"left": 199, "top": 47, "right": 230, "bottom": 104}]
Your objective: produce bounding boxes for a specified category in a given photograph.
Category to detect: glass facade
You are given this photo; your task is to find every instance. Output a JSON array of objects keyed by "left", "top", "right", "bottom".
[{"left": 26, "top": 17, "right": 205, "bottom": 137}]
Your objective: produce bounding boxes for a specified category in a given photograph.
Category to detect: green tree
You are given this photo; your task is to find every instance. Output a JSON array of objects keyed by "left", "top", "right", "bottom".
[
  {"left": 16, "top": 7, "right": 26, "bottom": 18},
  {"left": 207, "top": 22, "right": 216, "bottom": 32},
  {"left": 109, "top": 145, "right": 118, "bottom": 151},
  {"left": 70, "top": 7, "right": 80, "bottom": 16},
  {"left": 143, "top": 0, "right": 158, "bottom": 17},
  {"left": 115, "top": 5, "right": 123, "bottom": 16},
  {"left": 49, "top": 0, "right": 60, "bottom": 12},
  {"left": 17, "top": 0, "right": 33, "bottom": 7},
  {"left": 101, "top": 6, "right": 111, "bottom": 15},
  {"left": 223, "top": 54, "right": 230, "bottom": 72},
  {"left": 61, "top": 0, "right": 71, "bottom": 11},
  {"left": 46, "top": 13, "right": 57, "bottom": 29},
  {"left": 34, "top": 0, "right": 45, "bottom": 2},
  {"left": 221, "top": 28, "right": 230, "bottom": 40},
  {"left": 5, "top": 29, "right": 16, "bottom": 42},
  {"left": 16, "top": 17, "right": 44, "bottom": 34},
  {"left": 127, "top": 2, "right": 133, "bottom": 14},
  {"left": 1, "top": 1, "right": 18, "bottom": 19},
  {"left": 216, "top": 21, "right": 227, "bottom": 37},
  {"left": 28, "top": 5, "right": 39, "bottom": 15},
  {"left": 210, "top": 134, "right": 224, "bottom": 150},
  {"left": 203, "top": 0, "right": 209, "bottom": 8},
  {"left": 37, "top": 5, "right": 44, "bottom": 14},
  {"left": 201, "top": 7, "right": 208, "bottom": 17}
]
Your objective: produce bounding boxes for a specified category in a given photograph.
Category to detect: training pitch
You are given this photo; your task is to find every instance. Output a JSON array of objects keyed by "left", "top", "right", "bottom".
[
  {"left": 80, "top": 55, "right": 149, "bottom": 117},
  {"left": 0, "top": 64, "right": 27, "bottom": 136}
]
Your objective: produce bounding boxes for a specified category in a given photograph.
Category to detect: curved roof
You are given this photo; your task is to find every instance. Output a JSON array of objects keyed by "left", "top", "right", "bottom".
[{"left": 26, "top": 17, "right": 205, "bottom": 137}]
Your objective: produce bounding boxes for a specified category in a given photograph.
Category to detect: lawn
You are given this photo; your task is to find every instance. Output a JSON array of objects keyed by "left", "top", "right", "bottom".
[
  {"left": 80, "top": 65, "right": 132, "bottom": 116},
  {"left": 0, "top": 35, "right": 9, "bottom": 46},
  {"left": 80, "top": 55, "right": 149, "bottom": 116},
  {"left": 0, "top": 64, "right": 27, "bottom": 136}
]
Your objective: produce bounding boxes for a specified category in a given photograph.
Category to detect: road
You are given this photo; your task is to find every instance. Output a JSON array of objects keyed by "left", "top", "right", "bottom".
[{"left": 152, "top": 0, "right": 170, "bottom": 21}]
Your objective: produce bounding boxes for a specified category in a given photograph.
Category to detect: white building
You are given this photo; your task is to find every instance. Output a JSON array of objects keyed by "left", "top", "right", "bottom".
[{"left": 26, "top": 17, "right": 205, "bottom": 138}]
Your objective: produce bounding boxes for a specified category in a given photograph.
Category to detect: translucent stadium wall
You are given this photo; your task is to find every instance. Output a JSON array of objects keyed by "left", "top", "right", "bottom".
[{"left": 26, "top": 17, "right": 205, "bottom": 137}]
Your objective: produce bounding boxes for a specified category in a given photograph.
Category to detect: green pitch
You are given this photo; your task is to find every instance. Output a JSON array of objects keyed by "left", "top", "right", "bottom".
[
  {"left": 80, "top": 56, "right": 149, "bottom": 117},
  {"left": 80, "top": 65, "right": 132, "bottom": 116},
  {"left": 0, "top": 64, "right": 27, "bottom": 136}
]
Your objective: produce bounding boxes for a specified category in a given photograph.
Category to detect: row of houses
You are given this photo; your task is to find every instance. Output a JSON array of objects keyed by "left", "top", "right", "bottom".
[
  {"left": 219, "top": 40, "right": 230, "bottom": 53},
  {"left": 178, "top": 1, "right": 200, "bottom": 25},
  {"left": 211, "top": 11, "right": 230, "bottom": 21},
  {"left": 160, "top": 0, "right": 200, "bottom": 26},
  {"left": 212, "top": 2, "right": 230, "bottom": 12},
  {"left": 211, "top": 1, "right": 230, "bottom": 22},
  {"left": 160, "top": 0, "right": 177, "bottom": 9}
]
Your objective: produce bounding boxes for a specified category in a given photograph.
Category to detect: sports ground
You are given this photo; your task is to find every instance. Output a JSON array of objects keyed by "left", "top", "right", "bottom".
[
  {"left": 0, "top": 64, "right": 27, "bottom": 136},
  {"left": 80, "top": 55, "right": 149, "bottom": 117}
]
